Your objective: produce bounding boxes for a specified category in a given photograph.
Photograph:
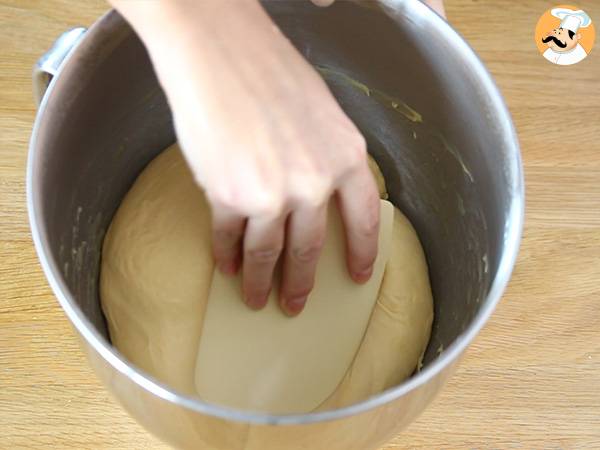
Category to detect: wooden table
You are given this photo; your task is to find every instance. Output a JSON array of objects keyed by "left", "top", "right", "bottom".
[{"left": 1, "top": 1, "right": 599, "bottom": 448}]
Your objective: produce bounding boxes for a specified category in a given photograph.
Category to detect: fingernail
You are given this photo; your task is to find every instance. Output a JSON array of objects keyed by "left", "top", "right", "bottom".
[
  {"left": 353, "top": 266, "right": 373, "bottom": 284},
  {"left": 285, "top": 296, "right": 307, "bottom": 316},
  {"left": 245, "top": 294, "right": 268, "bottom": 310}
]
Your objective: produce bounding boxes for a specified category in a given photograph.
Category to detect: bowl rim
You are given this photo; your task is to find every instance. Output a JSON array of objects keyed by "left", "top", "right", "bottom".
[{"left": 27, "top": 0, "right": 524, "bottom": 426}]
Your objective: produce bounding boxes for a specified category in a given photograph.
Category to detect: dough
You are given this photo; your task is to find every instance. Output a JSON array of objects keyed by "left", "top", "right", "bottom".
[
  {"left": 100, "top": 143, "right": 433, "bottom": 410},
  {"left": 367, "top": 155, "right": 388, "bottom": 200},
  {"left": 195, "top": 200, "right": 394, "bottom": 414},
  {"left": 100, "top": 145, "right": 213, "bottom": 394}
]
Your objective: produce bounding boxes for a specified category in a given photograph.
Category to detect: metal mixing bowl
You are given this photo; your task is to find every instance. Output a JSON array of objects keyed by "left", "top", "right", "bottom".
[{"left": 28, "top": 1, "right": 524, "bottom": 448}]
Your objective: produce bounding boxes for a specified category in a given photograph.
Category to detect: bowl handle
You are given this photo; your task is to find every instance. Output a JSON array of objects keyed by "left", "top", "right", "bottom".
[{"left": 33, "top": 27, "right": 87, "bottom": 106}]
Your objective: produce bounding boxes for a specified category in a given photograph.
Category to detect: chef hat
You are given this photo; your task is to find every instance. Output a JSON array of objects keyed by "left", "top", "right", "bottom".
[{"left": 551, "top": 8, "right": 592, "bottom": 33}]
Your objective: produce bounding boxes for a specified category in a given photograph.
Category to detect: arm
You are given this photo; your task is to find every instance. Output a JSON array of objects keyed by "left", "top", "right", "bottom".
[{"left": 109, "top": 0, "right": 381, "bottom": 316}]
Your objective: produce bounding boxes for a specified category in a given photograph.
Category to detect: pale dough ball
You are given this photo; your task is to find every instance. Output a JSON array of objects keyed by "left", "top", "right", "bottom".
[
  {"left": 100, "top": 143, "right": 433, "bottom": 408},
  {"left": 100, "top": 146, "right": 212, "bottom": 394}
]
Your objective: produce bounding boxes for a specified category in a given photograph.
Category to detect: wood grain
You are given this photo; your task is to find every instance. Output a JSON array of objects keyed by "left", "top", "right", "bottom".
[{"left": 1, "top": 0, "right": 599, "bottom": 448}]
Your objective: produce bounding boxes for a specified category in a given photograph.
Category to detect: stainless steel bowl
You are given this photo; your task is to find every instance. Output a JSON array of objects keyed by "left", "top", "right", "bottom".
[{"left": 28, "top": 1, "right": 524, "bottom": 448}]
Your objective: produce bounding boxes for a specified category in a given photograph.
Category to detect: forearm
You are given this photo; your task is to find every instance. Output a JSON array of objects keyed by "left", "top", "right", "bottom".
[
  {"left": 109, "top": 1, "right": 295, "bottom": 108},
  {"left": 109, "top": 0, "right": 279, "bottom": 60}
]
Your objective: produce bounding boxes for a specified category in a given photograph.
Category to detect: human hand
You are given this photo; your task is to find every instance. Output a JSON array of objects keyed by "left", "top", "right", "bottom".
[{"left": 113, "top": 0, "right": 381, "bottom": 316}]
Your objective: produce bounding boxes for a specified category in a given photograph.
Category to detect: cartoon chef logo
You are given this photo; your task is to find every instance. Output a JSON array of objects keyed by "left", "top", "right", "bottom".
[{"left": 535, "top": 5, "right": 595, "bottom": 65}]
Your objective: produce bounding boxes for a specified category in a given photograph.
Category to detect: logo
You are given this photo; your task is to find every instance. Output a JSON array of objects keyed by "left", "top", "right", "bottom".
[{"left": 535, "top": 5, "right": 595, "bottom": 66}]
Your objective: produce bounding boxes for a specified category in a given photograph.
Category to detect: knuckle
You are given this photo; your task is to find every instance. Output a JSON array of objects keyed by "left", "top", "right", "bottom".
[
  {"left": 252, "top": 195, "right": 285, "bottom": 219},
  {"left": 209, "top": 186, "right": 239, "bottom": 211},
  {"left": 212, "top": 181, "right": 285, "bottom": 220},
  {"left": 292, "top": 241, "right": 324, "bottom": 263},
  {"left": 248, "top": 176, "right": 286, "bottom": 218},
  {"left": 347, "top": 133, "right": 367, "bottom": 166},
  {"left": 358, "top": 210, "right": 380, "bottom": 238},
  {"left": 246, "top": 246, "right": 283, "bottom": 264},
  {"left": 289, "top": 171, "right": 332, "bottom": 208},
  {"left": 293, "top": 188, "right": 329, "bottom": 209},
  {"left": 338, "top": 147, "right": 367, "bottom": 180}
]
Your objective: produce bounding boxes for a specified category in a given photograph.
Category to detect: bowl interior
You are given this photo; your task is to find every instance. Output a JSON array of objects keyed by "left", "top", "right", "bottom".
[{"left": 32, "top": 1, "right": 517, "bottom": 390}]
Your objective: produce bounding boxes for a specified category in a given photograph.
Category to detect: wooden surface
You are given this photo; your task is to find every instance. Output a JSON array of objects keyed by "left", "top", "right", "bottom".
[{"left": 1, "top": 0, "right": 599, "bottom": 448}]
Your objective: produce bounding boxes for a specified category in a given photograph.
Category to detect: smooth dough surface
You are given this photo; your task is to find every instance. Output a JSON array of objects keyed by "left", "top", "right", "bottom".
[{"left": 100, "top": 143, "right": 433, "bottom": 410}]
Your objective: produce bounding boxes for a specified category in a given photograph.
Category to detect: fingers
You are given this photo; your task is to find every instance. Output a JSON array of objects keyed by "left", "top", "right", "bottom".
[
  {"left": 242, "top": 214, "right": 286, "bottom": 310},
  {"left": 336, "top": 162, "right": 381, "bottom": 284},
  {"left": 211, "top": 204, "right": 246, "bottom": 275},
  {"left": 280, "top": 203, "right": 328, "bottom": 316}
]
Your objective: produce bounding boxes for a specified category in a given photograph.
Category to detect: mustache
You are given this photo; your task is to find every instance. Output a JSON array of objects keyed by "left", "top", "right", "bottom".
[{"left": 542, "top": 35, "right": 567, "bottom": 48}]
